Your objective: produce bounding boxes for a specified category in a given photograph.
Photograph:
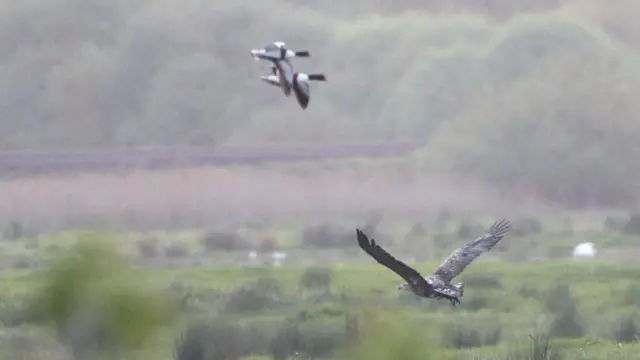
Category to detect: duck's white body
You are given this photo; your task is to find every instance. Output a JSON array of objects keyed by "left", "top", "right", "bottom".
[{"left": 260, "top": 66, "right": 326, "bottom": 110}]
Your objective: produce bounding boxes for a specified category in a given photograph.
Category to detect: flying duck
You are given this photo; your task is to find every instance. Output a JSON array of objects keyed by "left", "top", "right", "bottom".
[
  {"left": 356, "top": 219, "right": 511, "bottom": 306},
  {"left": 250, "top": 41, "right": 311, "bottom": 62},
  {"left": 260, "top": 66, "right": 327, "bottom": 110},
  {"left": 250, "top": 42, "right": 311, "bottom": 97}
]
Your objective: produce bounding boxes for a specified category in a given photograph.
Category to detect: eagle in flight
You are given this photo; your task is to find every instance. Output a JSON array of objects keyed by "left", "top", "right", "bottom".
[{"left": 356, "top": 219, "right": 511, "bottom": 306}]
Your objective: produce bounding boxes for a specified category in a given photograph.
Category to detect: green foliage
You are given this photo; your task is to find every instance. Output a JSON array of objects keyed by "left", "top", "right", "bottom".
[
  {"left": 175, "top": 319, "right": 245, "bottom": 360},
  {"left": 339, "top": 311, "right": 443, "bottom": 360},
  {"left": 620, "top": 214, "right": 640, "bottom": 235},
  {"left": 224, "top": 277, "right": 286, "bottom": 313},
  {"left": 501, "top": 332, "right": 563, "bottom": 360},
  {"left": 440, "top": 318, "right": 502, "bottom": 349},
  {"left": 462, "top": 274, "right": 503, "bottom": 290},
  {"left": 271, "top": 317, "right": 346, "bottom": 360},
  {"left": 455, "top": 219, "right": 485, "bottom": 240},
  {"left": 258, "top": 237, "right": 278, "bottom": 253},
  {"left": 172, "top": 314, "right": 349, "bottom": 360},
  {"left": 512, "top": 217, "right": 544, "bottom": 237},
  {"left": 27, "top": 233, "right": 175, "bottom": 357},
  {"left": 621, "top": 282, "right": 640, "bottom": 306},
  {"left": 603, "top": 215, "right": 627, "bottom": 233},
  {"left": 166, "top": 242, "right": 190, "bottom": 257},
  {"left": 200, "top": 231, "right": 249, "bottom": 252},
  {"left": 138, "top": 236, "right": 160, "bottom": 259},
  {"left": 0, "top": 254, "right": 639, "bottom": 358},
  {"left": 414, "top": 15, "right": 640, "bottom": 207},
  {"left": 174, "top": 325, "right": 206, "bottom": 360},
  {"left": 611, "top": 314, "right": 640, "bottom": 343},
  {"left": 298, "top": 267, "right": 333, "bottom": 292},
  {"left": 543, "top": 284, "right": 585, "bottom": 339},
  {"left": 301, "top": 223, "right": 354, "bottom": 249}
]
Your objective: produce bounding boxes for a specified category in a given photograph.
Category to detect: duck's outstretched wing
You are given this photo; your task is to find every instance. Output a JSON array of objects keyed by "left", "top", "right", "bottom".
[
  {"left": 356, "top": 229, "right": 429, "bottom": 287},
  {"left": 259, "top": 75, "right": 282, "bottom": 88},
  {"left": 250, "top": 42, "right": 286, "bottom": 61},
  {"left": 432, "top": 219, "right": 511, "bottom": 282},
  {"left": 274, "top": 59, "right": 294, "bottom": 96}
]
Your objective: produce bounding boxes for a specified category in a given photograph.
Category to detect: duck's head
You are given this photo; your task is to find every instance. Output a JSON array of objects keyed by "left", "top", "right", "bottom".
[{"left": 250, "top": 48, "right": 267, "bottom": 60}]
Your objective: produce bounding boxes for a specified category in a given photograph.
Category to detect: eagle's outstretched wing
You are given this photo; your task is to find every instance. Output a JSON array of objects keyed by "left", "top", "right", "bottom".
[
  {"left": 432, "top": 219, "right": 511, "bottom": 282},
  {"left": 356, "top": 229, "right": 429, "bottom": 287}
]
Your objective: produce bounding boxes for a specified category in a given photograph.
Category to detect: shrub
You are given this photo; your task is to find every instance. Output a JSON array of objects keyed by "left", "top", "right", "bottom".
[
  {"left": 611, "top": 314, "right": 640, "bottom": 343},
  {"left": 435, "top": 207, "right": 453, "bottom": 229},
  {"left": 201, "top": 231, "right": 249, "bottom": 252},
  {"left": 621, "top": 214, "right": 640, "bottom": 235},
  {"left": 302, "top": 223, "right": 354, "bottom": 249},
  {"left": 544, "top": 284, "right": 585, "bottom": 339},
  {"left": 440, "top": 319, "right": 502, "bottom": 349},
  {"left": 206, "top": 318, "right": 245, "bottom": 360},
  {"left": 549, "top": 308, "right": 584, "bottom": 339},
  {"left": 341, "top": 311, "right": 442, "bottom": 360},
  {"left": 137, "top": 236, "right": 160, "bottom": 259},
  {"left": 257, "top": 237, "right": 278, "bottom": 253},
  {"left": 24, "top": 237, "right": 39, "bottom": 249},
  {"left": 3, "top": 220, "right": 25, "bottom": 240},
  {"left": 501, "top": 332, "right": 563, "bottom": 360},
  {"left": 518, "top": 283, "right": 540, "bottom": 299},
  {"left": 404, "top": 221, "right": 427, "bottom": 244},
  {"left": 603, "top": 215, "right": 627, "bottom": 233},
  {"left": 460, "top": 293, "right": 492, "bottom": 311},
  {"left": 224, "top": 277, "right": 285, "bottom": 313},
  {"left": 175, "top": 319, "right": 246, "bottom": 360},
  {"left": 174, "top": 324, "right": 206, "bottom": 360},
  {"left": 28, "top": 236, "right": 174, "bottom": 359},
  {"left": 455, "top": 219, "right": 484, "bottom": 240},
  {"left": 12, "top": 257, "right": 31, "bottom": 269},
  {"left": 622, "top": 282, "right": 640, "bottom": 306},
  {"left": 546, "top": 245, "right": 573, "bottom": 260},
  {"left": 174, "top": 318, "right": 284, "bottom": 360},
  {"left": 420, "top": 14, "right": 640, "bottom": 208},
  {"left": 271, "top": 317, "right": 346, "bottom": 360},
  {"left": 462, "top": 274, "right": 503, "bottom": 289},
  {"left": 241, "top": 321, "right": 275, "bottom": 356},
  {"left": 165, "top": 242, "right": 189, "bottom": 257},
  {"left": 542, "top": 284, "right": 574, "bottom": 314},
  {"left": 512, "top": 217, "right": 544, "bottom": 237},
  {"left": 254, "top": 276, "right": 285, "bottom": 298},
  {"left": 298, "top": 267, "right": 333, "bottom": 292},
  {"left": 0, "top": 296, "right": 31, "bottom": 327}
]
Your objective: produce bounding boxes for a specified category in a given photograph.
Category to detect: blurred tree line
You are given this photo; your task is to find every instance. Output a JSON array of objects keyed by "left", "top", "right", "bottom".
[{"left": 1, "top": 0, "right": 640, "bottom": 206}]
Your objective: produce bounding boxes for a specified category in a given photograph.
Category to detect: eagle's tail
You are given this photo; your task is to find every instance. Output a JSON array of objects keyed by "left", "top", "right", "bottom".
[{"left": 453, "top": 282, "right": 465, "bottom": 297}]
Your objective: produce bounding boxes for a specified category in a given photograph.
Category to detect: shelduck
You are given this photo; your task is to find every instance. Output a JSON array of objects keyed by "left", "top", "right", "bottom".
[{"left": 259, "top": 66, "right": 327, "bottom": 110}]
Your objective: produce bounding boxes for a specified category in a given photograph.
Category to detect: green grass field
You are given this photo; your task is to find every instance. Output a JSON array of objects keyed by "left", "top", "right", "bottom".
[
  {"left": 0, "top": 251, "right": 639, "bottom": 359},
  {"left": 1, "top": 212, "right": 640, "bottom": 360}
]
